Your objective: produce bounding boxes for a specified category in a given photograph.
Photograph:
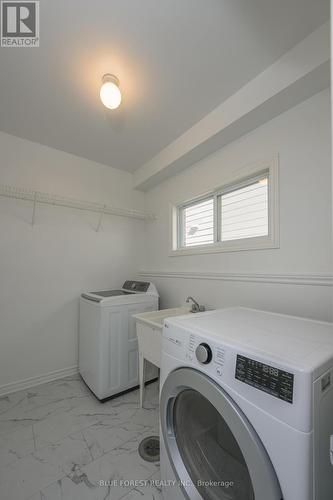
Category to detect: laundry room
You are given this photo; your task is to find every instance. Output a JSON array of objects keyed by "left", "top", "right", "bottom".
[{"left": 0, "top": 1, "right": 332, "bottom": 500}]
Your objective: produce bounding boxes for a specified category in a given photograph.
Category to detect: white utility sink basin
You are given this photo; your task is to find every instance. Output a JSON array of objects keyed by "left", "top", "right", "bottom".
[
  {"left": 133, "top": 306, "right": 191, "bottom": 407},
  {"left": 134, "top": 306, "right": 191, "bottom": 329}
]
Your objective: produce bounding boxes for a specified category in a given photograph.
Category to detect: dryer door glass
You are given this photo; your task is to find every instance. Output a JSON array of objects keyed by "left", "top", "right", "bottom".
[
  {"left": 160, "top": 368, "right": 282, "bottom": 500},
  {"left": 174, "top": 389, "right": 254, "bottom": 500}
]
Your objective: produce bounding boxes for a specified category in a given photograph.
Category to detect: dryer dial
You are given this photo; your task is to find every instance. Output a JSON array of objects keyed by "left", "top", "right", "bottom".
[{"left": 195, "top": 343, "right": 212, "bottom": 364}]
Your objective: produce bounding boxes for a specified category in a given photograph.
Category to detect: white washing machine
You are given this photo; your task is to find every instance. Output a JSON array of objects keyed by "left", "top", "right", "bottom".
[
  {"left": 160, "top": 307, "right": 333, "bottom": 500},
  {"left": 79, "top": 280, "right": 158, "bottom": 400}
]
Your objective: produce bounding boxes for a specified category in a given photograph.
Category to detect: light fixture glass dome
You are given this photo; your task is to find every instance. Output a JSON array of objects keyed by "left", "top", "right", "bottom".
[{"left": 100, "top": 74, "right": 121, "bottom": 110}]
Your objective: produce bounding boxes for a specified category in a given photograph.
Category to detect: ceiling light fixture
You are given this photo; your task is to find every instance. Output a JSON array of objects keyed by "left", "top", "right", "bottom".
[{"left": 100, "top": 74, "right": 122, "bottom": 110}]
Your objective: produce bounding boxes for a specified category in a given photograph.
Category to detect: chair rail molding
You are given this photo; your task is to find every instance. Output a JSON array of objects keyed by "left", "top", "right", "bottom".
[{"left": 138, "top": 270, "right": 333, "bottom": 287}]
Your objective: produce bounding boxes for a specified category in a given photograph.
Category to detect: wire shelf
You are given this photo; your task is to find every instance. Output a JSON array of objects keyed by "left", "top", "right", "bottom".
[{"left": 0, "top": 183, "right": 156, "bottom": 228}]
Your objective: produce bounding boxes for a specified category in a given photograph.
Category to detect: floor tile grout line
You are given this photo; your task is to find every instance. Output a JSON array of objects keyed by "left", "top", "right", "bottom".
[
  {"left": 80, "top": 430, "right": 95, "bottom": 463},
  {"left": 3, "top": 404, "right": 156, "bottom": 465},
  {"left": 0, "top": 395, "right": 27, "bottom": 416},
  {"left": 0, "top": 412, "right": 117, "bottom": 469},
  {"left": 32, "top": 423, "right": 37, "bottom": 452},
  {"left": 23, "top": 475, "right": 68, "bottom": 500},
  {"left": 79, "top": 419, "right": 159, "bottom": 463},
  {"left": 117, "top": 469, "right": 161, "bottom": 500},
  {"left": 3, "top": 406, "right": 158, "bottom": 471},
  {"left": 26, "top": 406, "right": 122, "bottom": 454},
  {"left": 0, "top": 392, "right": 92, "bottom": 422},
  {"left": 22, "top": 435, "right": 160, "bottom": 500}
]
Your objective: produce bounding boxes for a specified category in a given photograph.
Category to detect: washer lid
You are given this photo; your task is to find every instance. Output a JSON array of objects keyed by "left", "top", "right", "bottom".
[
  {"left": 81, "top": 280, "right": 158, "bottom": 303},
  {"left": 81, "top": 289, "right": 133, "bottom": 302},
  {"left": 90, "top": 290, "right": 132, "bottom": 297}
]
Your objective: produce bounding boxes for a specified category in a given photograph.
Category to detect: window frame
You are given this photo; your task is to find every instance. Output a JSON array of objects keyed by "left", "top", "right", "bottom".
[
  {"left": 178, "top": 194, "right": 215, "bottom": 249},
  {"left": 170, "top": 158, "right": 279, "bottom": 256}
]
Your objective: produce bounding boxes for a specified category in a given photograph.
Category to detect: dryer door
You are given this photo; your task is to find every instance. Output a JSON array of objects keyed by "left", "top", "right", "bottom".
[{"left": 160, "top": 368, "right": 282, "bottom": 500}]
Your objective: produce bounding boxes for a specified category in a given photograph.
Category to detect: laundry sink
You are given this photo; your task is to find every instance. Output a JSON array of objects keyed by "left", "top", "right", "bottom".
[
  {"left": 133, "top": 306, "right": 192, "bottom": 407},
  {"left": 134, "top": 306, "right": 191, "bottom": 330}
]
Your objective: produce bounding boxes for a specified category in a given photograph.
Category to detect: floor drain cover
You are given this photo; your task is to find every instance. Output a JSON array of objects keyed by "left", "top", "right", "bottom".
[{"left": 138, "top": 436, "right": 160, "bottom": 462}]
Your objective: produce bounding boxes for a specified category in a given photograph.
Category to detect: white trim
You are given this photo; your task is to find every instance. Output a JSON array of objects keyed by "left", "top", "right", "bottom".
[
  {"left": 169, "top": 157, "right": 279, "bottom": 256},
  {"left": 138, "top": 270, "right": 333, "bottom": 287},
  {"left": 170, "top": 236, "right": 278, "bottom": 256},
  {"left": 0, "top": 365, "right": 78, "bottom": 397}
]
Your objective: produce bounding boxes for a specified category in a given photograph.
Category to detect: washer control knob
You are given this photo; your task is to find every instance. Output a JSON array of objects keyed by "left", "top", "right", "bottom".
[{"left": 195, "top": 343, "right": 212, "bottom": 364}]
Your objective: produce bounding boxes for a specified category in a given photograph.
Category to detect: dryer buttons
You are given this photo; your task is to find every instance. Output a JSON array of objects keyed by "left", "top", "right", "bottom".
[{"left": 215, "top": 348, "right": 225, "bottom": 366}]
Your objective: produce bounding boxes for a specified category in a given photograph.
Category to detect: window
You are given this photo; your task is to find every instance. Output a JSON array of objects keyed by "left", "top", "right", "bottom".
[
  {"left": 180, "top": 197, "right": 214, "bottom": 247},
  {"left": 219, "top": 175, "right": 268, "bottom": 242},
  {"left": 171, "top": 160, "right": 278, "bottom": 255}
]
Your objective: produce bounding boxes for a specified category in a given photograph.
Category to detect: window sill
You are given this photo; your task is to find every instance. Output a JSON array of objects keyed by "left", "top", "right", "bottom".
[{"left": 170, "top": 237, "right": 279, "bottom": 256}]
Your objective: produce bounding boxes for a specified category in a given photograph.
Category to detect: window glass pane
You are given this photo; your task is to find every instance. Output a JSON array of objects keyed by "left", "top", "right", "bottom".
[
  {"left": 174, "top": 389, "right": 255, "bottom": 500},
  {"left": 220, "top": 177, "right": 268, "bottom": 242},
  {"left": 182, "top": 198, "right": 214, "bottom": 247}
]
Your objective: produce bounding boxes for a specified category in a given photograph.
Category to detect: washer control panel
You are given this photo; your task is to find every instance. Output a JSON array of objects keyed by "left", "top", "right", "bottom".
[{"left": 122, "top": 281, "right": 150, "bottom": 293}]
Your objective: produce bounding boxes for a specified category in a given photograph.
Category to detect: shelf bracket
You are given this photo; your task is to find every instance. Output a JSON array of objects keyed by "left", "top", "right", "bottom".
[
  {"left": 31, "top": 192, "right": 37, "bottom": 226},
  {"left": 96, "top": 205, "right": 106, "bottom": 232}
]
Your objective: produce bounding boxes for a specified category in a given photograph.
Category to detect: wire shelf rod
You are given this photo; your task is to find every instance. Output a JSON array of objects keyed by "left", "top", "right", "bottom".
[{"left": 0, "top": 183, "right": 156, "bottom": 221}]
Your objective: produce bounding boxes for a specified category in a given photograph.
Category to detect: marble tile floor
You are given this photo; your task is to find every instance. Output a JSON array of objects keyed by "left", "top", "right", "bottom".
[{"left": 0, "top": 375, "right": 162, "bottom": 500}]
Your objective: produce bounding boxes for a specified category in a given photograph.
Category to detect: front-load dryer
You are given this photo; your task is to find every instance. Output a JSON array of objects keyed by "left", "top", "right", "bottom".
[{"left": 159, "top": 307, "right": 333, "bottom": 500}]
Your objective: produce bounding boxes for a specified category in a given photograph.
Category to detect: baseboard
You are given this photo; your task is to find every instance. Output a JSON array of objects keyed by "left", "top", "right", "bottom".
[
  {"left": 0, "top": 365, "right": 79, "bottom": 397},
  {"left": 138, "top": 270, "right": 333, "bottom": 287}
]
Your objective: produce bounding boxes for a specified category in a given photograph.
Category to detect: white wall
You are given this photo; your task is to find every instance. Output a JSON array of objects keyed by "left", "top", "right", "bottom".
[
  {"left": 0, "top": 89, "right": 331, "bottom": 392},
  {"left": 142, "top": 90, "right": 332, "bottom": 321},
  {"left": 0, "top": 132, "right": 145, "bottom": 390}
]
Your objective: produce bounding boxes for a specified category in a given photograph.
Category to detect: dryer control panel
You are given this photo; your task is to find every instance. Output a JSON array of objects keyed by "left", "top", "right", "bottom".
[
  {"left": 185, "top": 334, "right": 226, "bottom": 378},
  {"left": 235, "top": 354, "right": 294, "bottom": 404}
]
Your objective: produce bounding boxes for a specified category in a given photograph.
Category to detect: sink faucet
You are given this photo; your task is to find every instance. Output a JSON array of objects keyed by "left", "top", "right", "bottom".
[{"left": 186, "top": 296, "right": 205, "bottom": 313}]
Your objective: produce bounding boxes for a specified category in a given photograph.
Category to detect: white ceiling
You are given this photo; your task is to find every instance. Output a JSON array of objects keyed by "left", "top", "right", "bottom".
[{"left": 0, "top": 0, "right": 329, "bottom": 172}]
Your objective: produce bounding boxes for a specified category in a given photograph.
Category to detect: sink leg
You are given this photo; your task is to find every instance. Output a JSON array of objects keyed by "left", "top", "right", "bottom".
[{"left": 139, "top": 354, "right": 146, "bottom": 408}]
